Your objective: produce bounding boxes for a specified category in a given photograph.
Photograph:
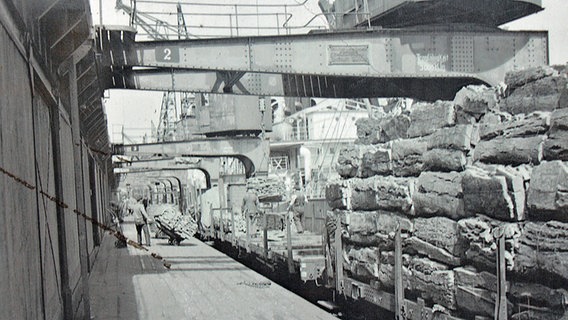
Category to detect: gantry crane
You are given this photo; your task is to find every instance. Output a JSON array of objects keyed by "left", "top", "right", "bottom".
[{"left": 115, "top": 0, "right": 196, "bottom": 142}]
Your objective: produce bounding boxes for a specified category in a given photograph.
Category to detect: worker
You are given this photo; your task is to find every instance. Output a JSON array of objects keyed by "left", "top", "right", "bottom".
[
  {"left": 287, "top": 187, "right": 307, "bottom": 234},
  {"left": 241, "top": 188, "right": 260, "bottom": 236},
  {"left": 132, "top": 195, "right": 151, "bottom": 246}
]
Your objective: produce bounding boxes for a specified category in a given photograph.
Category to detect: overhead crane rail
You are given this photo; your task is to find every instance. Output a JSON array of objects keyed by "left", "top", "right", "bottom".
[
  {"left": 96, "top": 26, "right": 548, "bottom": 101},
  {"left": 113, "top": 136, "right": 269, "bottom": 178}
]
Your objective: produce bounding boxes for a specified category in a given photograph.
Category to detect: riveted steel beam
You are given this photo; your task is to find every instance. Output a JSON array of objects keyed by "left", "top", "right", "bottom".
[{"left": 97, "top": 27, "right": 548, "bottom": 99}]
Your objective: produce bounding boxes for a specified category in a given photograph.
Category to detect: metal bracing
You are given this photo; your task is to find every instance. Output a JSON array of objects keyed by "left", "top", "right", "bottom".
[
  {"left": 97, "top": 26, "right": 548, "bottom": 100},
  {"left": 113, "top": 136, "right": 269, "bottom": 177}
]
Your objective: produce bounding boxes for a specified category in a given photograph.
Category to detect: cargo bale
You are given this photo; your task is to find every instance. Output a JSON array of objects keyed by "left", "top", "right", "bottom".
[
  {"left": 458, "top": 216, "right": 522, "bottom": 271},
  {"left": 404, "top": 237, "right": 461, "bottom": 266},
  {"left": 453, "top": 85, "right": 498, "bottom": 118},
  {"left": 479, "top": 112, "right": 551, "bottom": 140},
  {"left": 360, "top": 147, "right": 392, "bottom": 177},
  {"left": 326, "top": 181, "right": 349, "bottom": 210},
  {"left": 509, "top": 282, "right": 568, "bottom": 309},
  {"left": 336, "top": 144, "right": 364, "bottom": 178},
  {"left": 455, "top": 286, "right": 506, "bottom": 318},
  {"left": 413, "top": 217, "right": 468, "bottom": 257},
  {"left": 423, "top": 148, "right": 467, "bottom": 172},
  {"left": 500, "top": 94, "right": 562, "bottom": 115},
  {"left": 380, "top": 114, "right": 411, "bottom": 142},
  {"left": 515, "top": 221, "right": 568, "bottom": 283},
  {"left": 543, "top": 108, "right": 568, "bottom": 161},
  {"left": 462, "top": 168, "right": 524, "bottom": 221},
  {"left": 391, "top": 137, "right": 427, "bottom": 177},
  {"left": 473, "top": 135, "right": 545, "bottom": 166},
  {"left": 412, "top": 192, "right": 467, "bottom": 220},
  {"left": 494, "top": 166, "right": 527, "bottom": 221},
  {"left": 407, "top": 101, "right": 455, "bottom": 138},
  {"left": 416, "top": 171, "right": 463, "bottom": 196},
  {"left": 407, "top": 258, "right": 456, "bottom": 310},
  {"left": 392, "top": 154, "right": 424, "bottom": 177},
  {"left": 326, "top": 176, "right": 414, "bottom": 213},
  {"left": 526, "top": 161, "right": 568, "bottom": 221},
  {"left": 412, "top": 171, "right": 468, "bottom": 220},
  {"left": 345, "top": 246, "right": 380, "bottom": 281},
  {"left": 341, "top": 210, "right": 413, "bottom": 248},
  {"left": 511, "top": 309, "right": 568, "bottom": 320},
  {"left": 507, "top": 75, "right": 567, "bottom": 98},
  {"left": 391, "top": 137, "right": 427, "bottom": 159},
  {"left": 544, "top": 130, "right": 568, "bottom": 161},
  {"left": 377, "top": 252, "right": 412, "bottom": 289},
  {"left": 454, "top": 267, "right": 501, "bottom": 293},
  {"left": 504, "top": 65, "right": 558, "bottom": 93},
  {"left": 355, "top": 118, "right": 382, "bottom": 144},
  {"left": 427, "top": 124, "right": 474, "bottom": 151}
]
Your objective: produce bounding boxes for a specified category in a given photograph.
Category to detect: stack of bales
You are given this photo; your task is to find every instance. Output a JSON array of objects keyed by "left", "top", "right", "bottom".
[
  {"left": 328, "top": 65, "right": 568, "bottom": 319},
  {"left": 246, "top": 176, "right": 288, "bottom": 201}
]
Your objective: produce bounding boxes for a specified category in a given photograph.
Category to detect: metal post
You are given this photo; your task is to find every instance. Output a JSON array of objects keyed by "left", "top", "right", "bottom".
[
  {"left": 234, "top": 5, "right": 239, "bottom": 37},
  {"left": 209, "top": 202, "right": 214, "bottom": 239},
  {"left": 218, "top": 168, "right": 226, "bottom": 238},
  {"left": 286, "top": 212, "right": 294, "bottom": 273},
  {"left": 334, "top": 215, "right": 343, "bottom": 294},
  {"left": 284, "top": 5, "right": 289, "bottom": 35},
  {"left": 364, "top": 0, "right": 371, "bottom": 27},
  {"left": 263, "top": 213, "right": 268, "bottom": 259},
  {"left": 229, "top": 14, "right": 233, "bottom": 37},
  {"left": 246, "top": 210, "right": 251, "bottom": 252},
  {"left": 220, "top": 208, "right": 224, "bottom": 242},
  {"left": 394, "top": 226, "right": 404, "bottom": 319},
  {"left": 99, "top": 0, "right": 103, "bottom": 25},
  {"left": 495, "top": 230, "right": 508, "bottom": 320},
  {"left": 231, "top": 207, "right": 236, "bottom": 246}
]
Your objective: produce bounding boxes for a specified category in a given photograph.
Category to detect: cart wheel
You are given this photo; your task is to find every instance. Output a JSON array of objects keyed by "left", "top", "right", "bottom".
[{"left": 174, "top": 239, "right": 181, "bottom": 246}]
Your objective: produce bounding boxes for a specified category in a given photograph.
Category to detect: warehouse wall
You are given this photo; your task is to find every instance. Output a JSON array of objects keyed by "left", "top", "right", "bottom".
[
  {"left": 0, "top": 21, "right": 44, "bottom": 319},
  {"left": 0, "top": 1, "right": 111, "bottom": 318},
  {"left": 34, "top": 96, "right": 63, "bottom": 320}
]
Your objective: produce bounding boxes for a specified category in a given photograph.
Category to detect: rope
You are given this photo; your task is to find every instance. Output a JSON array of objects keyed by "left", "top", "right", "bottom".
[{"left": 0, "top": 164, "right": 173, "bottom": 269}]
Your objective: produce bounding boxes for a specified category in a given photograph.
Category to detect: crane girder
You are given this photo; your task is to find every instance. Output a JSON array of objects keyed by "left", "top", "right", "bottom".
[
  {"left": 114, "top": 157, "right": 221, "bottom": 188},
  {"left": 97, "top": 27, "right": 548, "bottom": 100},
  {"left": 113, "top": 136, "right": 269, "bottom": 177}
]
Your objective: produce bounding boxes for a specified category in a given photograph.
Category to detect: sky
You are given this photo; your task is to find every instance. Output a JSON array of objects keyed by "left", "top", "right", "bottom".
[{"left": 91, "top": 0, "right": 568, "bottom": 142}]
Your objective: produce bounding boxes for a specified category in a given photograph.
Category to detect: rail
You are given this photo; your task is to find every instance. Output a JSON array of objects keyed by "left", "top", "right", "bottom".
[
  {"left": 114, "top": 0, "right": 378, "bottom": 40},
  {"left": 116, "top": 0, "right": 332, "bottom": 39}
]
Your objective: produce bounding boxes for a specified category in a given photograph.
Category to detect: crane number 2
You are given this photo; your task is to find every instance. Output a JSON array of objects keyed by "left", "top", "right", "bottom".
[{"left": 156, "top": 47, "right": 179, "bottom": 63}]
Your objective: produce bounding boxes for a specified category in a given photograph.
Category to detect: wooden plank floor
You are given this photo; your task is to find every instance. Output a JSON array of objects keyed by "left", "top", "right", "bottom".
[{"left": 89, "top": 218, "right": 337, "bottom": 320}]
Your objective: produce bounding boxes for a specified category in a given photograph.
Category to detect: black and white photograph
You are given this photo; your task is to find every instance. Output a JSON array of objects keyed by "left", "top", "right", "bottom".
[{"left": 1, "top": 0, "right": 567, "bottom": 319}]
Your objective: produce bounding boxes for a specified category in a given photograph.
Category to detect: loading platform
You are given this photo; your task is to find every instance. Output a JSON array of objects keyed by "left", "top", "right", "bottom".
[{"left": 89, "top": 216, "right": 337, "bottom": 320}]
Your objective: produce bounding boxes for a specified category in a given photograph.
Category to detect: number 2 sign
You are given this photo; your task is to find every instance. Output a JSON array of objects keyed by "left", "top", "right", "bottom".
[{"left": 156, "top": 47, "right": 179, "bottom": 63}]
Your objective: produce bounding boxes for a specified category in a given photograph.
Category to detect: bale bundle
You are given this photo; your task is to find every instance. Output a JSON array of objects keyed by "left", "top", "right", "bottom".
[
  {"left": 327, "top": 65, "right": 568, "bottom": 319},
  {"left": 246, "top": 176, "right": 287, "bottom": 201}
]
